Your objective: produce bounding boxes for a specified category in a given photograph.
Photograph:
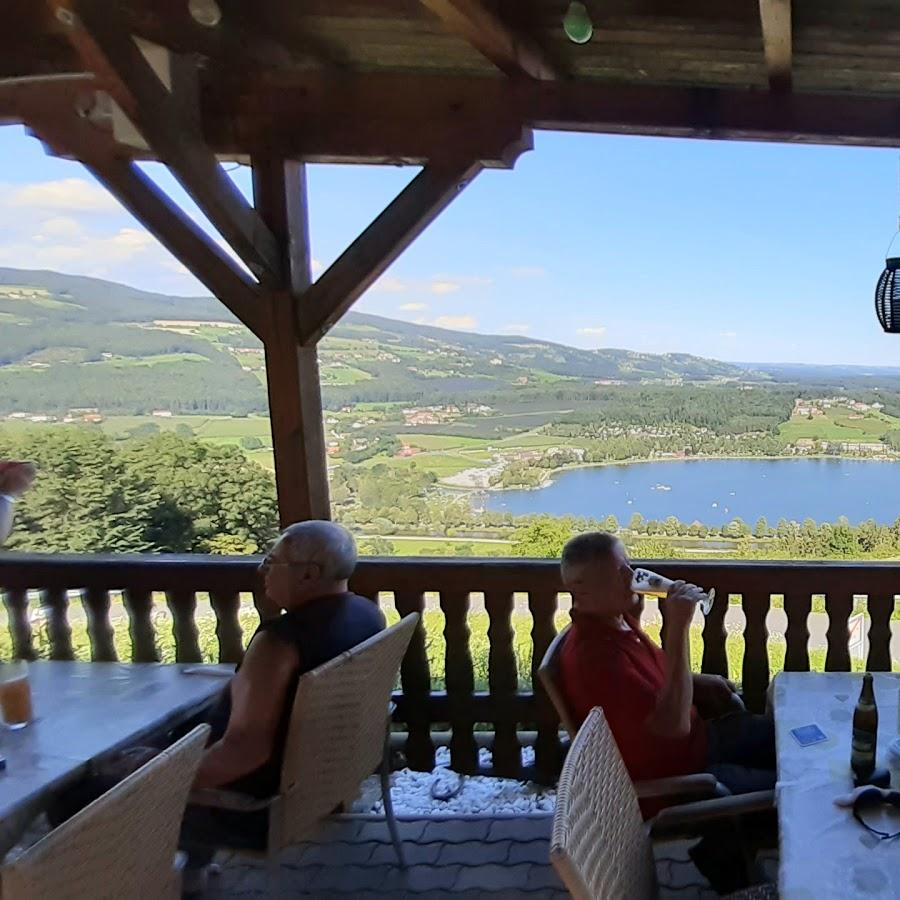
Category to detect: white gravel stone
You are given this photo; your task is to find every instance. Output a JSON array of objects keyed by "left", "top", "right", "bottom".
[{"left": 359, "top": 745, "right": 555, "bottom": 817}]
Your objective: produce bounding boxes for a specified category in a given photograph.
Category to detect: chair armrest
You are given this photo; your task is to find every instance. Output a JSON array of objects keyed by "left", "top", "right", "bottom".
[
  {"left": 635, "top": 774, "right": 729, "bottom": 802},
  {"left": 649, "top": 790, "right": 776, "bottom": 838},
  {"left": 188, "top": 789, "right": 274, "bottom": 813}
]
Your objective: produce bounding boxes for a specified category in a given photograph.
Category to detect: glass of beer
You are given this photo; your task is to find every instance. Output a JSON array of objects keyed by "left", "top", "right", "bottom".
[
  {"left": 0, "top": 661, "right": 33, "bottom": 729},
  {"left": 631, "top": 568, "right": 716, "bottom": 616}
]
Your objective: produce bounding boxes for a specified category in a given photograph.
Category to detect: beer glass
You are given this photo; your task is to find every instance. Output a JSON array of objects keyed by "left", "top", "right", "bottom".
[
  {"left": 0, "top": 661, "right": 33, "bottom": 729},
  {"left": 631, "top": 568, "right": 716, "bottom": 616}
]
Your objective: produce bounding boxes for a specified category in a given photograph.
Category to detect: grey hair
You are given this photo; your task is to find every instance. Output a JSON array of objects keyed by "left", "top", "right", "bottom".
[
  {"left": 560, "top": 531, "right": 620, "bottom": 572},
  {"left": 280, "top": 520, "right": 358, "bottom": 581}
]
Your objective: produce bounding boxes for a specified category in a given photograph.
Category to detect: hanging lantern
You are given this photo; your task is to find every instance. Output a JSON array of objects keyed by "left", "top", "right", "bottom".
[
  {"left": 876, "top": 160, "right": 900, "bottom": 333},
  {"left": 875, "top": 256, "right": 900, "bottom": 333}
]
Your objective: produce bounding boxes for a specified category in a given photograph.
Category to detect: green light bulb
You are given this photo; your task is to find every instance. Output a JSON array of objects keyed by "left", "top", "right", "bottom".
[{"left": 563, "top": 1, "right": 593, "bottom": 44}]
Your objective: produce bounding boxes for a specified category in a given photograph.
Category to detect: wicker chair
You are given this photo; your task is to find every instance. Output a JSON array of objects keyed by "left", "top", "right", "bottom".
[
  {"left": 538, "top": 624, "right": 727, "bottom": 805},
  {"left": 551, "top": 708, "right": 776, "bottom": 900},
  {"left": 1, "top": 724, "right": 210, "bottom": 900},
  {"left": 189, "top": 613, "right": 419, "bottom": 894}
]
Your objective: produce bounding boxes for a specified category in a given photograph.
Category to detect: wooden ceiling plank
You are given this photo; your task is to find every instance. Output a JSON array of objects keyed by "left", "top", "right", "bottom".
[
  {"left": 21, "top": 96, "right": 265, "bottom": 339},
  {"left": 759, "top": 0, "right": 792, "bottom": 92},
  {"left": 419, "top": 0, "right": 560, "bottom": 80},
  {"left": 298, "top": 160, "right": 482, "bottom": 345},
  {"left": 50, "top": 0, "right": 282, "bottom": 285}
]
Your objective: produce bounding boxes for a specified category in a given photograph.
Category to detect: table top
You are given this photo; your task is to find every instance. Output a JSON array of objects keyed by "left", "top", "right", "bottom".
[
  {"left": 774, "top": 671, "right": 900, "bottom": 900},
  {"left": 0, "top": 661, "right": 231, "bottom": 855}
]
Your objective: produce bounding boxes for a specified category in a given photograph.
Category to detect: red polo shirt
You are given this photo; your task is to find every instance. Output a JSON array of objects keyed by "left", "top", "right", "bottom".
[{"left": 559, "top": 612, "right": 707, "bottom": 783}]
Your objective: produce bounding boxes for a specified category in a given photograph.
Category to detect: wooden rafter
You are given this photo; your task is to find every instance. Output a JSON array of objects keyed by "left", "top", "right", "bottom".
[
  {"left": 298, "top": 160, "right": 482, "bottom": 346},
  {"left": 202, "top": 73, "right": 900, "bottom": 157},
  {"left": 50, "top": 0, "right": 282, "bottom": 284},
  {"left": 759, "top": 0, "right": 792, "bottom": 93},
  {"left": 419, "top": 0, "right": 560, "bottom": 80},
  {"left": 21, "top": 92, "right": 264, "bottom": 339}
]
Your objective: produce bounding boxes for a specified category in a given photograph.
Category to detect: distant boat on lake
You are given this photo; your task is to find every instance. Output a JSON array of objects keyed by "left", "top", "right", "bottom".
[{"left": 652, "top": 484, "right": 672, "bottom": 491}]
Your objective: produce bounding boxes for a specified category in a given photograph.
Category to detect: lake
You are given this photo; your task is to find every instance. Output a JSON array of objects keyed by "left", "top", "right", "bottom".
[{"left": 482, "top": 458, "right": 900, "bottom": 525}]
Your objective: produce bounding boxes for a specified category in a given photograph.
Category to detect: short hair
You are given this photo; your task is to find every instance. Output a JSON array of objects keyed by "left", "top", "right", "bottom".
[
  {"left": 280, "top": 520, "right": 358, "bottom": 581},
  {"left": 560, "top": 531, "right": 620, "bottom": 573}
]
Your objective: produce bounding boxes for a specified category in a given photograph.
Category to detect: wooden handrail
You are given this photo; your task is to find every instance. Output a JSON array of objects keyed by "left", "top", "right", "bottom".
[{"left": 1, "top": 554, "right": 898, "bottom": 779}]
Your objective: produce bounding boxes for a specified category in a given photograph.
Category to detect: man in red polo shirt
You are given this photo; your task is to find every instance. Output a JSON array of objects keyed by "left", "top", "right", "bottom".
[{"left": 559, "top": 531, "right": 774, "bottom": 795}]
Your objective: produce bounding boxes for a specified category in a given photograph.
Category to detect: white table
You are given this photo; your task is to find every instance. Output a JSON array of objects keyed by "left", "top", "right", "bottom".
[
  {"left": 0, "top": 661, "right": 231, "bottom": 856},
  {"left": 774, "top": 671, "right": 900, "bottom": 900}
]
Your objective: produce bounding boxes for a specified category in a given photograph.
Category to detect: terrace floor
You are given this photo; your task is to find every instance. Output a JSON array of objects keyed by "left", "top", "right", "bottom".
[{"left": 203, "top": 814, "right": 729, "bottom": 899}]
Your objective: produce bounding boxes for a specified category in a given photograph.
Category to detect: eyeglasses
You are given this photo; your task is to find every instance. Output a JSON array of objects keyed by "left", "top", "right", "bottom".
[{"left": 259, "top": 558, "right": 315, "bottom": 573}]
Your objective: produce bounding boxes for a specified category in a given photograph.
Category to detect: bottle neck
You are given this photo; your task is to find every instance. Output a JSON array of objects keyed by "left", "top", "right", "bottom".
[{"left": 860, "top": 676, "right": 875, "bottom": 705}]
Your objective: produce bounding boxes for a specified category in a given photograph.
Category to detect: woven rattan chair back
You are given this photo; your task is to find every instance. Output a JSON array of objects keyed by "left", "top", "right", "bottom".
[
  {"left": 538, "top": 623, "right": 578, "bottom": 738},
  {"left": 550, "top": 708, "right": 657, "bottom": 900},
  {"left": 2, "top": 723, "right": 209, "bottom": 900},
  {"left": 271, "top": 613, "right": 419, "bottom": 847}
]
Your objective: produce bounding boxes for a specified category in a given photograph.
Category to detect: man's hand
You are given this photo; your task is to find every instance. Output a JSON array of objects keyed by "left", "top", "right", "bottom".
[
  {"left": 0, "top": 461, "right": 35, "bottom": 497},
  {"left": 692, "top": 673, "right": 742, "bottom": 719},
  {"left": 664, "top": 581, "right": 702, "bottom": 630}
]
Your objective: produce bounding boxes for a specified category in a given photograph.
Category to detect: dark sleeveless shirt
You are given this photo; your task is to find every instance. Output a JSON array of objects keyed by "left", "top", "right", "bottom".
[{"left": 205, "top": 591, "right": 385, "bottom": 797}]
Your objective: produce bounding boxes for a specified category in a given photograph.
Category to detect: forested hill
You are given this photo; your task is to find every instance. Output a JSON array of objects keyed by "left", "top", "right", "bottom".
[{"left": 1, "top": 267, "right": 761, "bottom": 416}]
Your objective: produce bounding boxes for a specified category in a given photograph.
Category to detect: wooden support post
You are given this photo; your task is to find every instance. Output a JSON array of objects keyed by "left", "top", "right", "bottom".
[{"left": 252, "top": 159, "right": 330, "bottom": 525}]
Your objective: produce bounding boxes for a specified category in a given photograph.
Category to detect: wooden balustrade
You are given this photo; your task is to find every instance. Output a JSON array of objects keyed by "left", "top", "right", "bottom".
[{"left": 0, "top": 554, "right": 898, "bottom": 779}]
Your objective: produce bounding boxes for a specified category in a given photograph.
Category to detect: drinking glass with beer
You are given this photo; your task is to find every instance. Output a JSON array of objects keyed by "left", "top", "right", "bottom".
[
  {"left": 631, "top": 568, "right": 716, "bottom": 615},
  {"left": 0, "top": 661, "right": 33, "bottom": 729}
]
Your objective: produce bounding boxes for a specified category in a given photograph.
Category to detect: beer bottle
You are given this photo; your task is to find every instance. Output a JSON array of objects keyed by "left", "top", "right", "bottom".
[{"left": 851, "top": 673, "right": 878, "bottom": 782}]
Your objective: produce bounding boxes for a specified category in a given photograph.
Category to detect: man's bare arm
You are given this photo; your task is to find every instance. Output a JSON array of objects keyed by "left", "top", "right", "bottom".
[
  {"left": 193, "top": 633, "right": 299, "bottom": 790},
  {"left": 646, "top": 582, "right": 696, "bottom": 739}
]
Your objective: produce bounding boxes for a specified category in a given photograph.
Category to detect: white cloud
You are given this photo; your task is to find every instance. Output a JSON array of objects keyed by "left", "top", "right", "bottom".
[
  {"left": 503, "top": 323, "right": 531, "bottom": 333},
  {"left": 430, "top": 280, "right": 461, "bottom": 295},
  {"left": 433, "top": 315, "right": 477, "bottom": 330},
  {"left": 509, "top": 266, "right": 547, "bottom": 279},
  {"left": 33, "top": 217, "right": 85, "bottom": 241},
  {"left": 371, "top": 276, "right": 409, "bottom": 293},
  {"left": 6, "top": 178, "right": 120, "bottom": 214},
  {"left": 311, "top": 258, "right": 324, "bottom": 275},
  {"left": 720, "top": 331, "right": 738, "bottom": 339},
  {"left": 400, "top": 302, "right": 427, "bottom": 312},
  {"left": 577, "top": 326, "right": 607, "bottom": 337}
]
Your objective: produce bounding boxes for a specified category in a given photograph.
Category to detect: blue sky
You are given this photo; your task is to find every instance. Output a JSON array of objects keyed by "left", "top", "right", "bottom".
[{"left": 1, "top": 123, "right": 899, "bottom": 365}]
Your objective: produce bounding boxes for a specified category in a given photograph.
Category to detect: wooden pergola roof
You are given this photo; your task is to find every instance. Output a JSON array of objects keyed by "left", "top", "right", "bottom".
[{"left": 4, "top": 0, "right": 900, "bottom": 525}]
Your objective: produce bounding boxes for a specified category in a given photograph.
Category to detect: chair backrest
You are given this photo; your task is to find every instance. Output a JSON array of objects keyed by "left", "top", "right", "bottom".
[
  {"left": 537, "top": 623, "right": 578, "bottom": 738},
  {"left": 550, "top": 708, "right": 657, "bottom": 900},
  {"left": 2, "top": 724, "right": 210, "bottom": 900},
  {"left": 271, "top": 613, "right": 419, "bottom": 847}
]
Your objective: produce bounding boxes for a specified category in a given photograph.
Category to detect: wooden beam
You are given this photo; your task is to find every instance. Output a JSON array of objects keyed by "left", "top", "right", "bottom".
[
  {"left": 298, "top": 160, "right": 482, "bottom": 345},
  {"left": 759, "top": 0, "right": 792, "bottom": 93},
  {"left": 252, "top": 159, "right": 330, "bottom": 524},
  {"left": 419, "top": 0, "right": 560, "bottom": 80},
  {"left": 22, "top": 94, "right": 264, "bottom": 338},
  {"left": 51, "top": 0, "right": 283, "bottom": 284},
  {"left": 203, "top": 72, "right": 900, "bottom": 155}
]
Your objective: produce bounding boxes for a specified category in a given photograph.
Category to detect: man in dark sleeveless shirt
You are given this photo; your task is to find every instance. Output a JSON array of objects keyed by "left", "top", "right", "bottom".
[{"left": 181, "top": 520, "right": 384, "bottom": 889}]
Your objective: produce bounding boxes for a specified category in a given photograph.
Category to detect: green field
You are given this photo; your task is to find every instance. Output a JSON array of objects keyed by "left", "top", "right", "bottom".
[
  {"left": 86, "top": 352, "right": 210, "bottom": 369},
  {"left": 779, "top": 407, "right": 899, "bottom": 442},
  {"left": 360, "top": 451, "right": 477, "bottom": 477},
  {"left": 375, "top": 536, "right": 514, "bottom": 555},
  {"left": 399, "top": 434, "right": 491, "bottom": 451},
  {"left": 320, "top": 365, "right": 373, "bottom": 386}
]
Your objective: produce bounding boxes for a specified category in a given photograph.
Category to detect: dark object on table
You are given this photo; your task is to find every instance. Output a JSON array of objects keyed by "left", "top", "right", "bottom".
[
  {"left": 851, "top": 673, "right": 878, "bottom": 782},
  {"left": 854, "top": 766, "right": 891, "bottom": 789}
]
